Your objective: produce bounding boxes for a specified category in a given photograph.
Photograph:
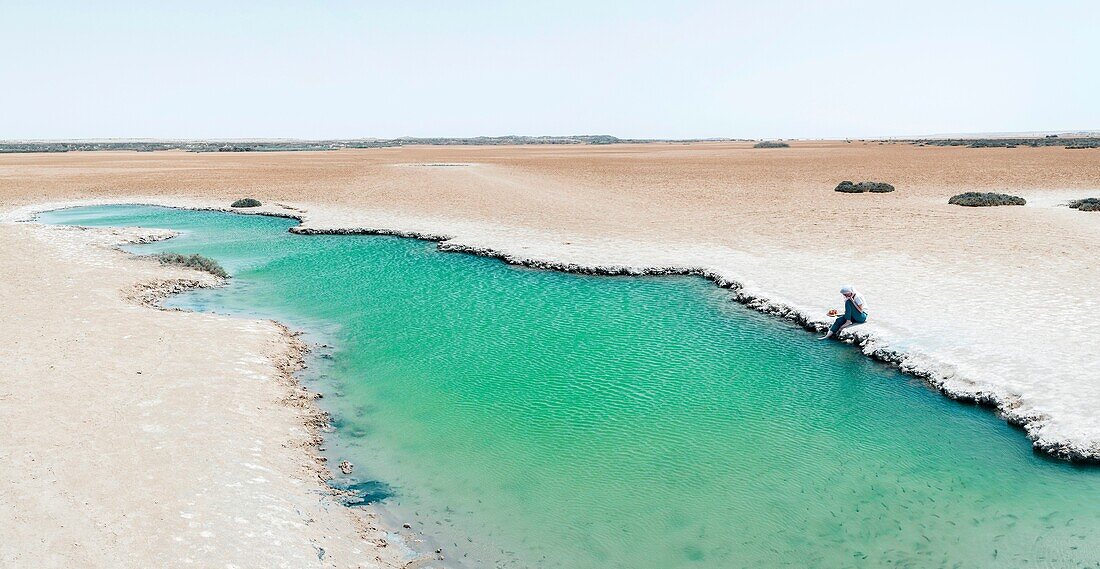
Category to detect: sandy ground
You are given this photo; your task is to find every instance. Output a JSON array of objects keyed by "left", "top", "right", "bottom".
[
  {"left": 1, "top": 141, "right": 1098, "bottom": 564},
  {"left": 0, "top": 223, "right": 407, "bottom": 568}
]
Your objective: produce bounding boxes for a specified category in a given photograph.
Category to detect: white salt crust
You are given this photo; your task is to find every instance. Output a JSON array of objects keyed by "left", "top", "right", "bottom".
[{"left": 9, "top": 197, "right": 1098, "bottom": 462}]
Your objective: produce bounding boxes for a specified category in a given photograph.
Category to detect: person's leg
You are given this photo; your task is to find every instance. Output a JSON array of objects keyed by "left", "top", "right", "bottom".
[
  {"left": 822, "top": 300, "right": 856, "bottom": 339},
  {"left": 824, "top": 300, "right": 857, "bottom": 338}
]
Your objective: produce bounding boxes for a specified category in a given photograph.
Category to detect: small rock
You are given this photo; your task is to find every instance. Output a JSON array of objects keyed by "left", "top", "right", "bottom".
[
  {"left": 338, "top": 460, "right": 354, "bottom": 475},
  {"left": 402, "top": 523, "right": 412, "bottom": 529}
]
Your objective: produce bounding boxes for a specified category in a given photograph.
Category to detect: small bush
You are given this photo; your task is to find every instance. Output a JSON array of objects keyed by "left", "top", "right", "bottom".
[
  {"left": 152, "top": 253, "right": 228, "bottom": 278},
  {"left": 753, "top": 141, "right": 790, "bottom": 148},
  {"left": 231, "top": 198, "right": 262, "bottom": 208},
  {"left": 948, "top": 192, "right": 1026, "bottom": 207},
  {"left": 835, "top": 181, "right": 895, "bottom": 193},
  {"left": 1068, "top": 198, "right": 1100, "bottom": 212}
]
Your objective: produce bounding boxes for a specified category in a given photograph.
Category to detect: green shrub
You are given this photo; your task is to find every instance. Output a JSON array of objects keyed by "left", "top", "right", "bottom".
[
  {"left": 753, "top": 141, "right": 789, "bottom": 148},
  {"left": 152, "top": 253, "right": 228, "bottom": 278},
  {"left": 1068, "top": 198, "right": 1100, "bottom": 211},
  {"left": 948, "top": 192, "right": 1026, "bottom": 207},
  {"left": 835, "top": 181, "right": 895, "bottom": 193},
  {"left": 231, "top": 198, "right": 262, "bottom": 208}
]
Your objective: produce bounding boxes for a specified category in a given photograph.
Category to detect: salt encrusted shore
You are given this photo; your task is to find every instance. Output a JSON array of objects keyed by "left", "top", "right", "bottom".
[
  {"left": 282, "top": 211, "right": 1100, "bottom": 462},
  {"left": 11, "top": 197, "right": 1099, "bottom": 462},
  {"left": 0, "top": 218, "right": 423, "bottom": 568}
]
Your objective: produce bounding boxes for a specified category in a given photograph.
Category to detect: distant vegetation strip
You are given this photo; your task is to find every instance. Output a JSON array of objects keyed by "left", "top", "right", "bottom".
[
  {"left": 3, "top": 135, "right": 1096, "bottom": 153},
  {"left": 0, "top": 135, "right": 748, "bottom": 153},
  {"left": 910, "top": 135, "right": 1100, "bottom": 149}
]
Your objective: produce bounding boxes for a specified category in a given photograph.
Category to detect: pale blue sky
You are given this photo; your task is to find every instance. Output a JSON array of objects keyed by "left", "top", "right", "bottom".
[{"left": 1, "top": 1, "right": 1097, "bottom": 139}]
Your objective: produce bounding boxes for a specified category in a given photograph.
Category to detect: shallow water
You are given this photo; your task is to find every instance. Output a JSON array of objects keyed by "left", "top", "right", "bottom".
[{"left": 43, "top": 205, "right": 1100, "bottom": 568}]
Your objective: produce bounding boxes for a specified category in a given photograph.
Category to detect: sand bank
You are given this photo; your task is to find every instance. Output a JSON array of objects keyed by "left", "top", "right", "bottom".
[{"left": 0, "top": 221, "right": 411, "bottom": 567}]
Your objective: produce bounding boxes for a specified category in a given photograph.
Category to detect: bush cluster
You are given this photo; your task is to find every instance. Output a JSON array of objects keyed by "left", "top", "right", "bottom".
[
  {"left": 835, "top": 181, "right": 895, "bottom": 193},
  {"left": 153, "top": 253, "right": 229, "bottom": 278},
  {"left": 231, "top": 198, "right": 262, "bottom": 208},
  {"left": 948, "top": 192, "right": 1026, "bottom": 207},
  {"left": 1068, "top": 198, "right": 1100, "bottom": 212}
]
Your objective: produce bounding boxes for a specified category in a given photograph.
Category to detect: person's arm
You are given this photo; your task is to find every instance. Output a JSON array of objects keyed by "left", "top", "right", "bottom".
[{"left": 854, "top": 301, "right": 868, "bottom": 314}]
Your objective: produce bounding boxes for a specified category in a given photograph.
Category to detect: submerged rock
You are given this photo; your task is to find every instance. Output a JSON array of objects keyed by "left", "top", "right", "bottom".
[
  {"left": 835, "top": 181, "right": 895, "bottom": 193},
  {"left": 231, "top": 198, "right": 262, "bottom": 208},
  {"left": 948, "top": 192, "right": 1026, "bottom": 207},
  {"left": 1068, "top": 198, "right": 1100, "bottom": 212},
  {"left": 334, "top": 479, "right": 394, "bottom": 506},
  {"left": 338, "top": 460, "right": 354, "bottom": 474}
]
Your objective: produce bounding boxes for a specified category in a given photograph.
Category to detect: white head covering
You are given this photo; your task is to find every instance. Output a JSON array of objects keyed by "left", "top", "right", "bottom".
[{"left": 840, "top": 285, "right": 865, "bottom": 308}]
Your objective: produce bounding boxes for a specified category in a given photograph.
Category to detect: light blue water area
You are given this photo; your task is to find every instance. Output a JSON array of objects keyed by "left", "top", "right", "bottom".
[{"left": 41, "top": 205, "right": 1100, "bottom": 568}]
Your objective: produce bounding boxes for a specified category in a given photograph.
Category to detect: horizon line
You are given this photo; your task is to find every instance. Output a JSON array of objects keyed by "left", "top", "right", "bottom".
[{"left": 4, "top": 129, "right": 1100, "bottom": 145}]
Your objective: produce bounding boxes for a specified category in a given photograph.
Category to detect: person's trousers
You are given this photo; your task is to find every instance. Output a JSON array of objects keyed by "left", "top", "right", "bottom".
[{"left": 830, "top": 299, "right": 867, "bottom": 334}]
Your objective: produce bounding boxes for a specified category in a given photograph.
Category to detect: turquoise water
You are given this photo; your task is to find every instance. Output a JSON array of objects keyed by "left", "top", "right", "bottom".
[{"left": 43, "top": 205, "right": 1100, "bottom": 568}]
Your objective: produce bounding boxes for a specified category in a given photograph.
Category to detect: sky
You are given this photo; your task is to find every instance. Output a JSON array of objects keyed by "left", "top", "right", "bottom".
[{"left": 1, "top": 1, "right": 1097, "bottom": 140}]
